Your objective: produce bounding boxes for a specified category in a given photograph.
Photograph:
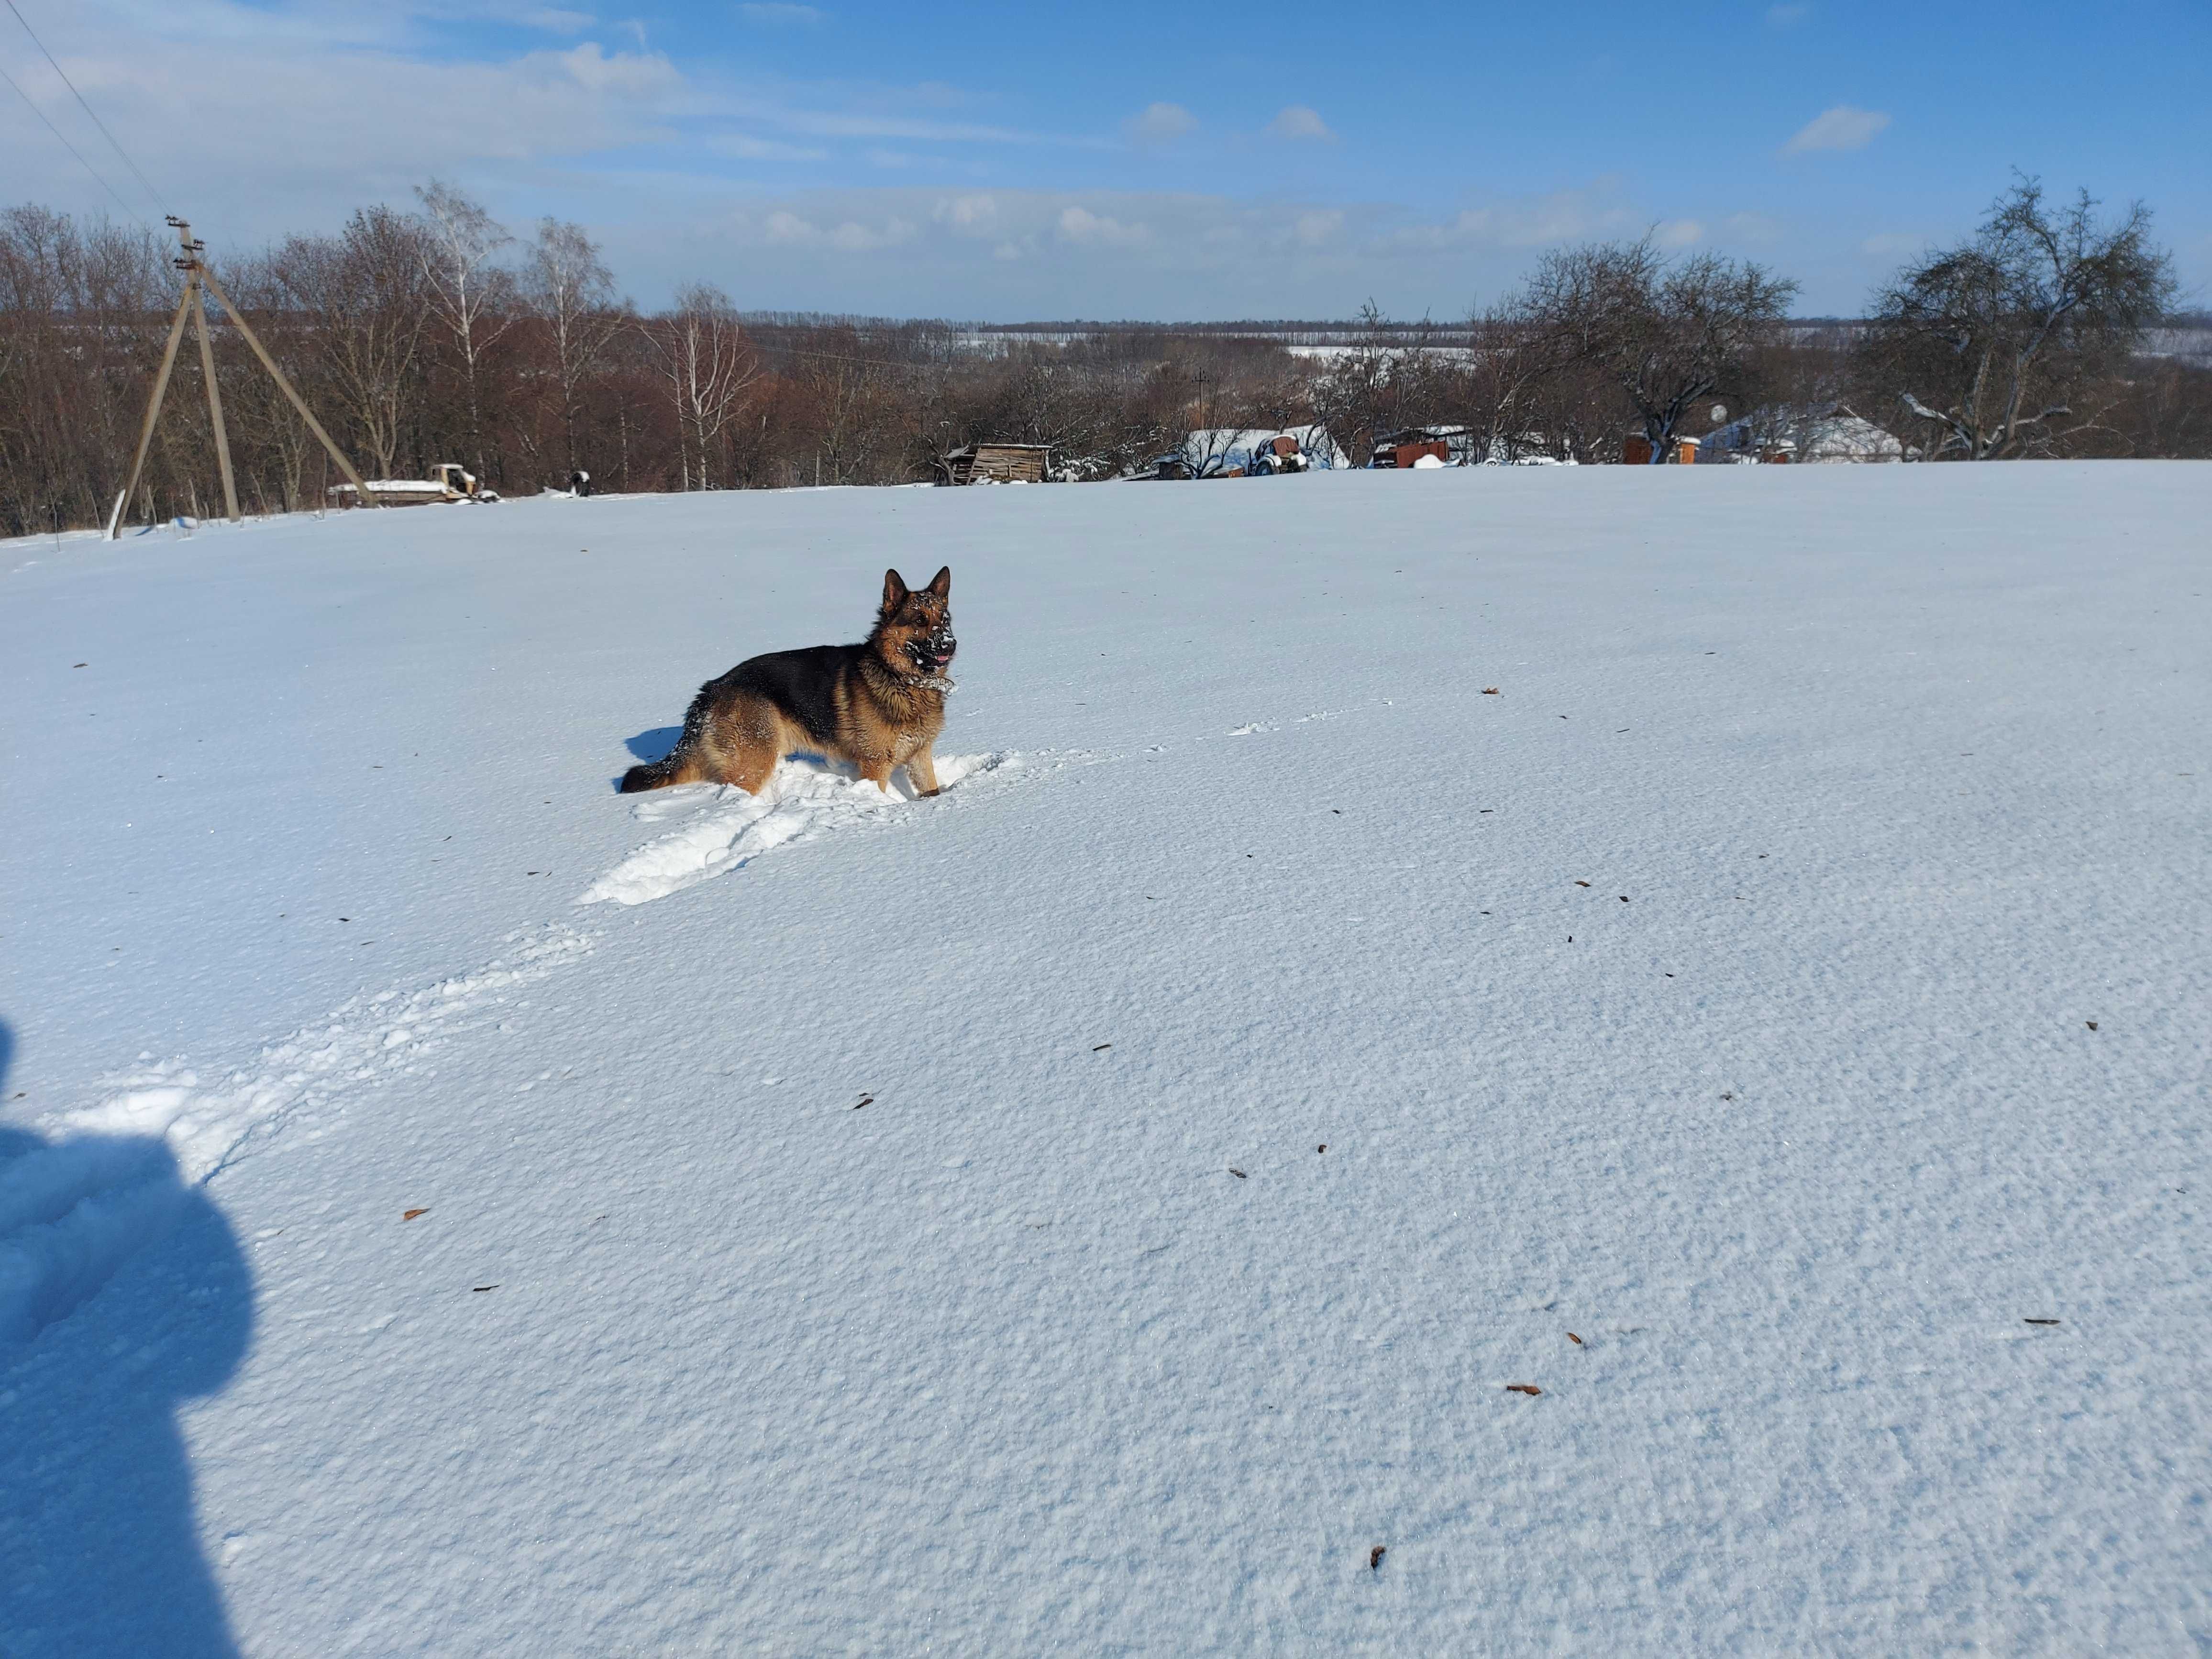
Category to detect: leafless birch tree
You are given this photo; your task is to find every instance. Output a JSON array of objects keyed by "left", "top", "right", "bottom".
[
  {"left": 523, "top": 218, "right": 623, "bottom": 478},
  {"left": 415, "top": 181, "right": 515, "bottom": 479},
  {"left": 653, "top": 283, "right": 758, "bottom": 490}
]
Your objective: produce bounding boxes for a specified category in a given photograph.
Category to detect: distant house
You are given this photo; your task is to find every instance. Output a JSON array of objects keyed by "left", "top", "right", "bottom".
[
  {"left": 935, "top": 443, "right": 1052, "bottom": 485},
  {"left": 1695, "top": 407, "right": 1904, "bottom": 464}
]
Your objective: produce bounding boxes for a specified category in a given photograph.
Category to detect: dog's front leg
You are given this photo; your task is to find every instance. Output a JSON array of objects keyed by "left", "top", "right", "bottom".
[
  {"left": 856, "top": 756, "right": 898, "bottom": 796},
  {"left": 906, "top": 746, "right": 941, "bottom": 798}
]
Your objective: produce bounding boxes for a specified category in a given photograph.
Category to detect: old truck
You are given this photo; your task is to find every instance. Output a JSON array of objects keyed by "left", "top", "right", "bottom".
[{"left": 328, "top": 463, "right": 499, "bottom": 508}]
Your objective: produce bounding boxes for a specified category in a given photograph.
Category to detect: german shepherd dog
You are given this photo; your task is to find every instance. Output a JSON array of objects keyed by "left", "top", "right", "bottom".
[{"left": 619, "top": 566, "right": 957, "bottom": 798}]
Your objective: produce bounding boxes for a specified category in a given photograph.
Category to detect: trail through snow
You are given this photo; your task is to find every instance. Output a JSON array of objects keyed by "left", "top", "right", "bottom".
[
  {"left": 3, "top": 928, "right": 589, "bottom": 1349},
  {"left": 581, "top": 750, "right": 1019, "bottom": 907}
]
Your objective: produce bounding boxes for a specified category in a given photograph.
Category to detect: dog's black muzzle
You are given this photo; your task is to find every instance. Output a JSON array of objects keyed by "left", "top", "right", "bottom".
[{"left": 911, "top": 632, "right": 957, "bottom": 671}]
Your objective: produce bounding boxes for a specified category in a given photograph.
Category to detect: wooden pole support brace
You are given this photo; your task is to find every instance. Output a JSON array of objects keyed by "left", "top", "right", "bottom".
[
  {"left": 107, "top": 280, "right": 196, "bottom": 540},
  {"left": 195, "top": 262, "right": 379, "bottom": 510}
]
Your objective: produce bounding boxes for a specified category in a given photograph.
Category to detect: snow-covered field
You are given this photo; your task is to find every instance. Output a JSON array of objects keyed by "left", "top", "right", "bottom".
[{"left": 3, "top": 465, "right": 2208, "bottom": 1654}]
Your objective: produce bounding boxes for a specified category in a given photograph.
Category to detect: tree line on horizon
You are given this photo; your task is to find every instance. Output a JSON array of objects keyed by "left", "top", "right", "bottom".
[{"left": 0, "top": 177, "right": 2203, "bottom": 536}]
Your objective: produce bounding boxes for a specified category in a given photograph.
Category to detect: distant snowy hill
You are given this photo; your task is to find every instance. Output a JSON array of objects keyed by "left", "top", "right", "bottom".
[{"left": 4, "top": 465, "right": 2209, "bottom": 1653}]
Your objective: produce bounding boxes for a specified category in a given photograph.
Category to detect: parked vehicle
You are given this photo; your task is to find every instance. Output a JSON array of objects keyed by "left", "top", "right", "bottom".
[{"left": 329, "top": 463, "right": 500, "bottom": 508}]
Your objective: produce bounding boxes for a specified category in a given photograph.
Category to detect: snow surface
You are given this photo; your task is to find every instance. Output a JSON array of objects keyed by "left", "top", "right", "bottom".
[{"left": 3, "top": 465, "right": 2209, "bottom": 1654}]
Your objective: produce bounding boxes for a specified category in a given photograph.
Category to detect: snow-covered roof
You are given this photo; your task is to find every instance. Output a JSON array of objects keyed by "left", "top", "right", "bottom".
[{"left": 1699, "top": 406, "right": 1904, "bottom": 464}]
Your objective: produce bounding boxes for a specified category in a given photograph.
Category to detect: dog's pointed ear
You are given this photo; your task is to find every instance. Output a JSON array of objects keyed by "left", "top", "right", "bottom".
[
  {"left": 926, "top": 565, "right": 951, "bottom": 598},
  {"left": 882, "top": 568, "right": 910, "bottom": 610}
]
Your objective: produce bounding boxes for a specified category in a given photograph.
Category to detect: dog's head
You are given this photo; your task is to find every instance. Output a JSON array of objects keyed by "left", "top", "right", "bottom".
[{"left": 877, "top": 565, "right": 956, "bottom": 676}]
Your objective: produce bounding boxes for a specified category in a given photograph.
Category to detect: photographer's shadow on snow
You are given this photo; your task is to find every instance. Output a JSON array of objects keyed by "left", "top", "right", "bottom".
[{"left": 0, "top": 1018, "right": 254, "bottom": 1658}]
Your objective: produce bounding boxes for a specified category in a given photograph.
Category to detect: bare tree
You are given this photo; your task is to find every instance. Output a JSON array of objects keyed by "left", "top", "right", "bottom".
[
  {"left": 0, "top": 206, "right": 172, "bottom": 531},
  {"left": 523, "top": 218, "right": 623, "bottom": 478},
  {"left": 275, "top": 207, "right": 431, "bottom": 479},
  {"left": 652, "top": 283, "right": 758, "bottom": 490},
  {"left": 1523, "top": 237, "right": 1797, "bottom": 460},
  {"left": 1864, "top": 176, "right": 2178, "bottom": 459},
  {"left": 781, "top": 324, "right": 915, "bottom": 485},
  {"left": 214, "top": 250, "right": 321, "bottom": 511},
  {"left": 1451, "top": 307, "right": 1540, "bottom": 463},
  {"left": 1308, "top": 302, "right": 1415, "bottom": 465},
  {"left": 414, "top": 181, "right": 514, "bottom": 479}
]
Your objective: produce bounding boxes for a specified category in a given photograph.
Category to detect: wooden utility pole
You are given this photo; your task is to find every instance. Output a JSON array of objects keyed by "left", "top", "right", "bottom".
[
  {"left": 188, "top": 241, "right": 241, "bottom": 522},
  {"left": 107, "top": 217, "right": 377, "bottom": 539}
]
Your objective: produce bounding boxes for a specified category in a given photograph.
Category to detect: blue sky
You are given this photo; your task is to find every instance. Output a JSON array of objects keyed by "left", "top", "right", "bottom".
[{"left": 4, "top": 0, "right": 2207, "bottom": 318}]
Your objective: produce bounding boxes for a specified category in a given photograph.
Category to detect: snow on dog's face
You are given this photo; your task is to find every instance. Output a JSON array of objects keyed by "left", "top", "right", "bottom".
[{"left": 877, "top": 565, "right": 956, "bottom": 676}]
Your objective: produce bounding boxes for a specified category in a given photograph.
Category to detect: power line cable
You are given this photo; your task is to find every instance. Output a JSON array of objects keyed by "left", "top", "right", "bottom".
[
  {"left": 0, "top": 55, "right": 147, "bottom": 227},
  {"left": 3, "top": 0, "right": 168, "bottom": 217}
]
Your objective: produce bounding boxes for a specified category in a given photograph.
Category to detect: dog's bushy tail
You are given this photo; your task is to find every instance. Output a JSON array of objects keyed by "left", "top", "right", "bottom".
[
  {"left": 618, "top": 753, "right": 681, "bottom": 793},
  {"left": 619, "top": 682, "right": 717, "bottom": 793}
]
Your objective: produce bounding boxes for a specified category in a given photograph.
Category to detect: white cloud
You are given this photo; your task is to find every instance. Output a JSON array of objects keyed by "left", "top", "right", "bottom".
[
  {"left": 1723, "top": 211, "right": 1785, "bottom": 243},
  {"left": 1377, "top": 182, "right": 1641, "bottom": 254},
  {"left": 1654, "top": 219, "right": 1703, "bottom": 248},
  {"left": 708, "top": 133, "right": 830, "bottom": 161},
  {"left": 1124, "top": 102, "right": 1197, "bottom": 147},
  {"left": 762, "top": 209, "right": 914, "bottom": 251},
  {"left": 1293, "top": 210, "right": 1342, "bottom": 247},
  {"left": 746, "top": 105, "right": 1091, "bottom": 147},
  {"left": 835, "top": 217, "right": 913, "bottom": 251},
  {"left": 0, "top": 22, "right": 688, "bottom": 232},
  {"left": 1268, "top": 105, "right": 1335, "bottom": 142},
  {"left": 1766, "top": 2, "right": 1813, "bottom": 24},
  {"left": 935, "top": 194, "right": 998, "bottom": 232},
  {"left": 1783, "top": 105, "right": 1891, "bottom": 154},
  {"left": 737, "top": 2, "right": 824, "bottom": 23},
  {"left": 1058, "top": 206, "right": 1150, "bottom": 247},
  {"left": 540, "top": 41, "right": 679, "bottom": 96},
  {"left": 520, "top": 8, "right": 593, "bottom": 31}
]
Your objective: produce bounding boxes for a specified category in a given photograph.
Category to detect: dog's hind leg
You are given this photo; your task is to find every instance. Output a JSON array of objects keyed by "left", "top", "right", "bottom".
[{"left": 697, "top": 697, "right": 783, "bottom": 796}]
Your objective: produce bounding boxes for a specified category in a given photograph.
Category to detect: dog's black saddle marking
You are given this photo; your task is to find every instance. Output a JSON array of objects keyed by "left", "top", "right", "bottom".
[{"left": 723, "top": 644, "right": 859, "bottom": 745}]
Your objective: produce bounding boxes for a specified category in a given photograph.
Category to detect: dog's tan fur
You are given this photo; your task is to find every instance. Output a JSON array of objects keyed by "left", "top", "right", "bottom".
[{"left": 619, "top": 566, "right": 956, "bottom": 797}]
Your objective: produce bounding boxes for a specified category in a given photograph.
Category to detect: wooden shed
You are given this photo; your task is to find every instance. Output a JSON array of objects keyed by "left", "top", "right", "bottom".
[
  {"left": 1371, "top": 438, "right": 1450, "bottom": 469},
  {"left": 936, "top": 443, "right": 1052, "bottom": 485}
]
